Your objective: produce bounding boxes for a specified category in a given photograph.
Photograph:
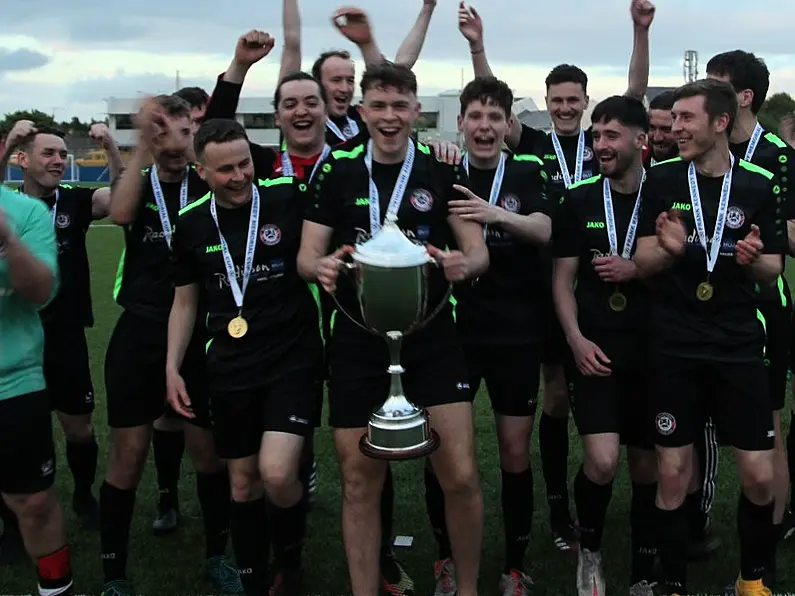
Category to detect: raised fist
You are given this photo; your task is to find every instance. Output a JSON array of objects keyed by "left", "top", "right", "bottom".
[
  {"left": 89, "top": 123, "right": 112, "bottom": 149},
  {"left": 331, "top": 7, "right": 374, "bottom": 46},
  {"left": 234, "top": 30, "right": 275, "bottom": 67}
]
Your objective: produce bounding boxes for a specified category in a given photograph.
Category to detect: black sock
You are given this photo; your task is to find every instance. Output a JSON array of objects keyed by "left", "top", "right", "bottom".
[
  {"left": 0, "top": 496, "right": 19, "bottom": 536},
  {"left": 573, "top": 466, "right": 612, "bottom": 552},
  {"left": 380, "top": 465, "right": 395, "bottom": 556},
  {"left": 424, "top": 464, "right": 451, "bottom": 560},
  {"left": 152, "top": 429, "right": 184, "bottom": 513},
  {"left": 230, "top": 498, "right": 270, "bottom": 595},
  {"left": 737, "top": 493, "right": 775, "bottom": 581},
  {"left": 630, "top": 482, "right": 658, "bottom": 584},
  {"left": 788, "top": 425, "right": 795, "bottom": 510},
  {"left": 501, "top": 467, "right": 533, "bottom": 573},
  {"left": 37, "top": 545, "right": 73, "bottom": 595},
  {"left": 685, "top": 489, "right": 707, "bottom": 538},
  {"left": 298, "top": 457, "right": 313, "bottom": 501},
  {"left": 539, "top": 412, "right": 570, "bottom": 524},
  {"left": 196, "top": 470, "right": 231, "bottom": 559},
  {"left": 656, "top": 504, "right": 688, "bottom": 595},
  {"left": 65, "top": 438, "right": 98, "bottom": 499},
  {"left": 99, "top": 481, "right": 136, "bottom": 583},
  {"left": 270, "top": 498, "right": 306, "bottom": 572}
]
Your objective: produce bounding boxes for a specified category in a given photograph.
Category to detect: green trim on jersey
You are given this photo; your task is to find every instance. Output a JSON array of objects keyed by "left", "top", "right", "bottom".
[
  {"left": 113, "top": 246, "right": 126, "bottom": 302},
  {"left": 257, "top": 176, "right": 293, "bottom": 187},
  {"left": 738, "top": 159, "right": 774, "bottom": 179},
  {"left": 513, "top": 154, "right": 544, "bottom": 166},
  {"left": 568, "top": 174, "right": 602, "bottom": 190},
  {"left": 332, "top": 144, "right": 365, "bottom": 160},
  {"left": 764, "top": 132, "right": 787, "bottom": 149},
  {"left": 651, "top": 157, "right": 682, "bottom": 167},
  {"left": 178, "top": 191, "right": 211, "bottom": 216}
]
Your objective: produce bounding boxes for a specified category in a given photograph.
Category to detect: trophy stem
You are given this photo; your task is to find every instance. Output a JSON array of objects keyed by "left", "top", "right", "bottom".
[{"left": 378, "top": 331, "right": 416, "bottom": 417}]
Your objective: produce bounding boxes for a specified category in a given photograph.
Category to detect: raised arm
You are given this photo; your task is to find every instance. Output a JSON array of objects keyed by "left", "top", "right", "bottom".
[
  {"left": 88, "top": 123, "right": 122, "bottom": 219},
  {"left": 280, "top": 0, "right": 302, "bottom": 80},
  {"left": 625, "top": 0, "right": 655, "bottom": 101},
  {"left": 394, "top": 0, "right": 437, "bottom": 68},
  {"left": 331, "top": 7, "right": 386, "bottom": 68}
]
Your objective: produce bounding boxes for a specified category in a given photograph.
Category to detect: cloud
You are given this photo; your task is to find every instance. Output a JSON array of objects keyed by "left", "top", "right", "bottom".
[{"left": 0, "top": 48, "right": 50, "bottom": 72}]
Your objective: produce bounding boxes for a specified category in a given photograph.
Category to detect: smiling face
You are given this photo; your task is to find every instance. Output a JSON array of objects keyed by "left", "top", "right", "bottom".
[
  {"left": 592, "top": 118, "right": 646, "bottom": 178},
  {"left": 275, "top": 78, "right": 327, "bottom": 151},
  {"left": 546, "top": 81, "right": 588, "bottom": 135},
  {"left": 672, "top": 94, "right": 729, "bottom": 161},
  {"left": 196, "top": 138, "right": 255, "bottom": 207},
  {"left": 17, "top": 133, "right": 67, "bottom": 191},
  {"left": 319, "top": 55, "right": 356, "bottom": 118},
  {"left": 458, "top": 99, "right": 511, "bottom": 162},
  {"left": 648, "top": 108, "right": 676, "bottom": 160}
]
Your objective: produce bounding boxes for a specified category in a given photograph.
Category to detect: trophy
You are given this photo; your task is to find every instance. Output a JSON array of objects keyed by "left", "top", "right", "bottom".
[{"left": 334, "top": 214, "right": 451, "bottom": 460}]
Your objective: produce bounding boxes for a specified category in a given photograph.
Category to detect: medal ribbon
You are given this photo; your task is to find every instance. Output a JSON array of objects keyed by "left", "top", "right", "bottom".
[
  {"left": 364, "top": 139, "right": 416, "bottom": 234},
  {"left": 150, "top": 165, "right": 189, "bottom": 248},
  {"left": 281, "top": 144, "right": 331, "bottom": 184},
  {"left": 743, "top": 122, "right": 764, "bottom": 162},
  {"left": 688, "top": 154, "right": 735, "bottom": 276},
  {"left": 50, "top": 188, "right": 60, "bottom": 226},
  {"left": 209, "top": 184, "right": 261, "bottom": 313},
  {"left": 602, "top": 173, "right": 644, "bottom": 259},
  {"left": 462, "top": 152, "right": 506, "bottom": 239},
  {"left": 326, "top": 117, "right": 359, "bottom": 142},
  {"left": 550, "top": 129, "right": 585, "bottom": 188}
]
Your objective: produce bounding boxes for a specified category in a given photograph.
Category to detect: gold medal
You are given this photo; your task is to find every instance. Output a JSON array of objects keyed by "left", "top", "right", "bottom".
[
  {"left": 608, "top": 291, "right": 627, "bottom": 312},
  {"left": 696, "top": 281, "right": 714, "bottom": 302},
  {"left": 227, "top": 315, "right": 248, "bottom": 338}
]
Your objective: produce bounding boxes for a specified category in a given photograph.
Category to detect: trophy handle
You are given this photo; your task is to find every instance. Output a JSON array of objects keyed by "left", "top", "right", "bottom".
[
  {"left": 329, "top": 259, "right": 378, "bottom": 335},
  {"left": 403, "top": 254, "right": 454, "bottom": 334}
]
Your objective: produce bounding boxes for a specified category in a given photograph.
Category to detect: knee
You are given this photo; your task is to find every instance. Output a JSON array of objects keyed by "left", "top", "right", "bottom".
[
  {"left": 61, "top": 418, "right": 94, "bottom": 443},
  {"left": 585, "top": 451, "right": 619, "bottom": 484},
  {"left": 497, "top": 433, "right": 530, "bottom": 472},
  {"left": 108, "top": 434, "right": 149, "bottom": 488},
  {"left": 229, "top": 467, "right": 264, "bottom": 502},
  {"left": 739, "top": 453, "right": 774, "bottom": 501},
  {"left": 185, "top": 429, "right": 223, "bottom": 474},
  {"left": 340, "top": 465, "right": 382, "bottom": 506},
  {"left": 436, "top": 457, "right": 480, "bottom": 500},
  {"left": 260, "top": 459, "right": 297, "bottom": 500},
  {"left": 656, "top": 450, "right": 691, "bottom": 503},
  {"left": 15, "top": 491, "right": 56, "bottom": 527}
]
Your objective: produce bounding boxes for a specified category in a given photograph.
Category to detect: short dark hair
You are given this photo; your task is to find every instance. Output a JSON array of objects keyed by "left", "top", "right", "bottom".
[
  {"left": 19, "top": 126, "right": 66, "bottom": 152},
  {"left": 648, "top": 90, "right": 675, "bottom": 111},
  {"left": 706, "top": 50, "right": 769, "bottom": 114},
  {"left": 273, "top": 71, "right": 328, "bottom": 108},
  {"left": 173, "top": 87, "right": 210, "bottom": 109},
  {"left": 153, "top": 94, "right": 192, "bottom": 118},
  {"left": 673, "top": 79, "right": 738, "bottom": 136},
  {"left": 459, "top": 77, "right": 513, "bottom": 119},
  {"left": 360, "top": 61, "right": 417, "bottom": 97},
  {"left": 311, "top": 50, "right": 352, "bottom": 81},
  {"left": 591, "top": 95, "right": 649, "bottom": 133},
  {"left": 194, "top": 119, "right": 248, "bottom": 160},
  {"left": 545, "top": 64, "right": 588, "bottom": 94}
]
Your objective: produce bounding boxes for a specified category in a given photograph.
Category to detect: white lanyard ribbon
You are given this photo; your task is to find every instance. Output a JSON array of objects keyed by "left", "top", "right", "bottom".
[
  {"left": 326, "top": 117, "right": 359, "bottom": 142},
  {"left": 602, "top": 174, "right": 644, "bottom": 259},
  {"left": 743, "top": 122, "right": 764, "bottom": 162},
  {"left": 150, "top": 166, "right": 188, "bottom": 248},
  {"left": 209, "top": 184, "right": 260, "bottom": 312},
  {"left": 281, "top": 144, "right": 331, "bottom": 184},
  {"left": 50, "top": 188, "right": 60, "bottom": 226},
  {"left": 364, "top": 139, "right": 416, "bottom": 234},
  {"left": 688, "top": 154, "right": 735, "bottom": 275},
  {"left": 550, "top": 129, "right": 585, "bottom": 188},
  {"left": 462, "top": 152, "right": 506, "bottom": 239}
]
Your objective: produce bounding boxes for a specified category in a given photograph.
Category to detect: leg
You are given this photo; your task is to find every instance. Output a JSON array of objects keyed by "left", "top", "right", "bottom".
[
  {"left": 685, "top": 419, "right": 720, "bottom": 560},
  {"left": 427, "top": 401, "right": 483, "bottom": 596},
  {"left": 0, "top": 494, "right": 23, "bottom": 565},
  {"left": 151, "top": 414, "right": 185, "bottom": 536},
  {"left": 627, "top": 447, "right": 658, "bottom": 590},
  {"left": 58, "top": 412, "right": 99, "bottom": 529}
]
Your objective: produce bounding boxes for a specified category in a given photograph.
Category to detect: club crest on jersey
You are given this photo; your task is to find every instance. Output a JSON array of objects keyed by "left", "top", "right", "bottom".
[
  {"left": 726, "top": 206, "right": 745, "bottom": 229},
  {"left": 410, "top": 189, "right": 433, "bottom": 212},
  {"left": 655, "top": 412, "right": 676, "bottom": 436},
  {"left": 501, "top": 195, "right": 520, "bottom": 213},
  {"left": 583, "top": 147, "right": 594, "bottom": 161},
  {"left": 55, "top": 213, "right": 70, "bottom": 229},
  {"left": 259, "top": 224, "right": 281, "bottom": 246}
]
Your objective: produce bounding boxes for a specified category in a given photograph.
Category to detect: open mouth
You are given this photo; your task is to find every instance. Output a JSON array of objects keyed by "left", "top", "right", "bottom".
[
  {"left": 292, "top": 120, "right": 313, "bottom": 131},
  {"left": 379, "top": 127, "right": 400, "bottom": 139},
  {"left": 598, "top": 153, "right": 617, "bottom": 166},
  {"left": 333, "top": 95, "right": 350, "bottom": 110},
  {"left": 473, "top": 136, "right": 496, "bottom": 150}
]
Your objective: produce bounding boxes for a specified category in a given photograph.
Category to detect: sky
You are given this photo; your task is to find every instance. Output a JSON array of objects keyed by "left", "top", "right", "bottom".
[{"left": 0, "top": 0, "right": 793, "bottom": 122}]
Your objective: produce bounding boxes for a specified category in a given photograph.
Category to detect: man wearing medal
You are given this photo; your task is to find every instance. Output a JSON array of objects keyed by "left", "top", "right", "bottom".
[
  {"left": 708, "top": 51, "right": 795, "bottom": 567},
  {"left": 167, "top": 118, "right": 323, "bottom": 596},
  {"left": 458, "top": 0, "right": 654, "bottom": 550},
  {"left": 298, "top": 62, "right": 488, "bottom": 596},
  {"left": 634, "top": 78, "right": 787, "bottom": 596},
  {"left": 552, "top": 96, "right": 657, "bottom": 596},
  {"left": 420, "top": 76, "right": 550, "bottom": 596},
  {"left": 101, "top": 96, "right": 241, "bottom": 596}
]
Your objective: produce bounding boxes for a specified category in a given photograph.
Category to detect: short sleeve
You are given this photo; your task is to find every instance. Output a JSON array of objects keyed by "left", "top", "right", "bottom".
[
  {"left": 304, "top": 154, "right": 342, "bottom": 228},
  {"left": 518, "top": 159, "right": 551, "bottom": 217},
  {"left": 75, "top": 187, "right": 95, "bottom": 229},
  {"left": 755, "top": 178, "right": 789, "bottom": 255},
  {"left": 19, "top": 199, "right": 59, "bottom": 305},
  {"left": 515, "top": 124, "right": 546, "bottom": 155},
  {"left": 552, "top": 191, "right": 580, "bottom": 258},
  {"left": 171, "top": 219, "right": 200, "bottom": 287},
  {"left": 638, "top": 172, "right": 664, "bottom": 237}
]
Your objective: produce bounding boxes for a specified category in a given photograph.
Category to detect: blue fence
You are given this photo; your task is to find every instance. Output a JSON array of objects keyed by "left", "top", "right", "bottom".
[{"left": 4, "top": 165, "right": 110, "bottom": 184}]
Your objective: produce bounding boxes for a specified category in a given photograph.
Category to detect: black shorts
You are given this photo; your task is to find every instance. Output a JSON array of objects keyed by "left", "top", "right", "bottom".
[
  {"left": 327, "top": 325, "right": 472, "bottom": 429},
  {"left": 566, "top": 339, "right": 652, "bottom": 448},
  {"left": 541, "top": 303, "right": 570, "bottom": 366},
  {"left": 208, "top": 330, "right": 323, "bottom": 460},
  {"left": 649, "top": 353, "right": 773, "bottom": 451},
  {"left": 465, "top": 343, "right": 540, "bottom": 417},
  {"left": 0, "top": 391, "right": 56, "bottom": 495},
  {"left": 104, "top": 310, "right": 210, "bottom": 429},
  {"left": 42, "top": 323, "right": 95, "bottom": 416},
  {"left": 761, "top": 301, "right": 791, "bottom": 411}
]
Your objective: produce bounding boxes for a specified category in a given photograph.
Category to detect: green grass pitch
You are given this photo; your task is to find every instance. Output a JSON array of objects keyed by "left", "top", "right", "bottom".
[{"left": 1, "top": 212, "right": 794, "bottom": 595}]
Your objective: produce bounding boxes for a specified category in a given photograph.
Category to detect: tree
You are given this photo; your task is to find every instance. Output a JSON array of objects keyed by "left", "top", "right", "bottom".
[
  {"left": 758, "top": 92, "right": 795, "bottom": 133},
  {"left": 0, "top": 109, "right": 58, "bottom": 138}
]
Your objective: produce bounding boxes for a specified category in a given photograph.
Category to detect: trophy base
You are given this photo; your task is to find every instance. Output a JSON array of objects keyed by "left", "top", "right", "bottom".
[{"left": 359, "top": 429, "right": 440, "bottom": 461}]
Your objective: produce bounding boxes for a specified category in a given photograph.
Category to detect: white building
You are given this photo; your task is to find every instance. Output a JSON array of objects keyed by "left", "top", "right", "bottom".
[{"left": 106, "top": 91, "right": 552, "bottom": 147}]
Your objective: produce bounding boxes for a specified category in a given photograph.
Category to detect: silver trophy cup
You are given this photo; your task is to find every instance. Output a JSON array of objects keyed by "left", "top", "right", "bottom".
[{"left": 334, "top": 214, "right": 450, "bottom": 460}]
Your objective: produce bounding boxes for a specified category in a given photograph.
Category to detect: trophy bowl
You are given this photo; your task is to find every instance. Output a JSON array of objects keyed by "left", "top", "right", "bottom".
[{"left": 334, "top": 216, "right": 447, "bottom": 460}]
